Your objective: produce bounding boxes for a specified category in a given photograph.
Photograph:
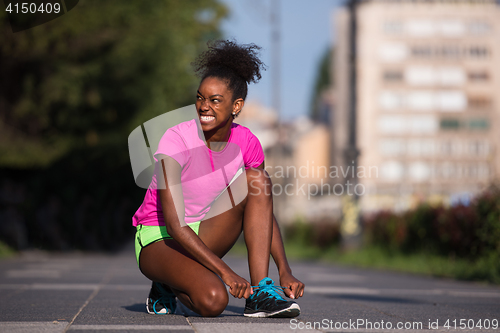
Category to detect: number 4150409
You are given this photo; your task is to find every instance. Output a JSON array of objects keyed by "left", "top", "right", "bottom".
[
  {"left": 444, "top": 319, "right": 498, "bottom": 330},
  {"left": 5, "top": 2, "right": 61, "bottom": 14}
]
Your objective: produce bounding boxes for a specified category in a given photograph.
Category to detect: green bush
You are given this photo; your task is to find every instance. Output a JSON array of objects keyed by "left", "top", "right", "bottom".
[
  {"left": 362, "top": 186, "right": 500, "bottom": 282},
  {"left": 474, "top": 188, "right": 500, "bottom": 254},
  {"left": 284, "top": 217, "right": 341, "bottom": 249},
  {"left": 0, "top": 145, "right": 143, "bottom": 251},
  {"left": 0, "top": 0, "right": 227, "bottom": 251},
  {"left": 280, "top": 187, "right": 499, "bottom": 283}
]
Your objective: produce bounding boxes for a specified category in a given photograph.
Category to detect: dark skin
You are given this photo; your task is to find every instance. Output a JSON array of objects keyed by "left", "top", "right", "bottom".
[{"left": 139, "top": 76, "right": 304, "bottom": 317}]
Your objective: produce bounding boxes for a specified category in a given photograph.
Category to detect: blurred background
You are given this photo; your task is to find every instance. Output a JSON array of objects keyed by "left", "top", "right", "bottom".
[{"left": 1, "top": 0, "right": 499, "bottom": 283}]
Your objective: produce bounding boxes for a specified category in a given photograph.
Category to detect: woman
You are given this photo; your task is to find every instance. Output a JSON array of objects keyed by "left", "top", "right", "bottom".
[{"left": 133, "top": 40, "right": 304, "bottom": 318}]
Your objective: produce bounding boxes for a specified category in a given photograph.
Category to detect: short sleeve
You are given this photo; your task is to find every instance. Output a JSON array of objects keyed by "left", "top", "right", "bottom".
[
  {"left": 244, "top": 133, "right": 265, "bottom": 169},
  {"left": 154, "top": 128, "right": 189, "bottom": 168}
]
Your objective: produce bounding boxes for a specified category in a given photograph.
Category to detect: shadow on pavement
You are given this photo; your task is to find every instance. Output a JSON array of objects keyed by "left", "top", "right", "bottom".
[
  {"left": 224, "top": 305, "right": 244, "bottom": 315},
  {"left": 123, "top": 303, "right": 147, "bottom": 313},
  {"left": 121, "top": 303, "right": 245, "bottom": 317}
]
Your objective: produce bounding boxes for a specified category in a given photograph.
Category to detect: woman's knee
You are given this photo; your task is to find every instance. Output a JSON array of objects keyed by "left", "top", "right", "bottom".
[{"left": 194, "top": 283, "right": 229, "bottom": 317}]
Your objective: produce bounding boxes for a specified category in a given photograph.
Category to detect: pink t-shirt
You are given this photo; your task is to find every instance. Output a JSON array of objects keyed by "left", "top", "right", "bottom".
[{"left": 132, "top": 119, "right": 265, "bottom": 227}]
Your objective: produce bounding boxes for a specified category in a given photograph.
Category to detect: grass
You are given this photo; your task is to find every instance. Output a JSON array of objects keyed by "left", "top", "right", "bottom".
[
  {"left": 0, "top": 241, "right": 15, "bottom": 259},
  {"left": 227, "top": 240, "right": 500, "bottom": 284}
]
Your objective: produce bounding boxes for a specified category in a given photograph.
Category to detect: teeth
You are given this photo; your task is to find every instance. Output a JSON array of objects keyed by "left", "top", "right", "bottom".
[{"left": 201, "top": 116, "right": 215, "bottom": 121}]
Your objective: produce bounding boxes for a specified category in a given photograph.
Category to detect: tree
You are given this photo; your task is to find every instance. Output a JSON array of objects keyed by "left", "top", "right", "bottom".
[
  {"left": 309, "top": 47, "right": 333, "bottom": 122},
  {"left": 0, "top": 0, "right": 228, "bottom": 250},
  {"left": 0, "top": 0, "right": 227, "bottom": 167}
]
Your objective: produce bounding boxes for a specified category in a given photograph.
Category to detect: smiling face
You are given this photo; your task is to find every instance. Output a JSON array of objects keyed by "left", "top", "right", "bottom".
[{"left": 196, "top": 76, "right": 243, "bottom": 136}]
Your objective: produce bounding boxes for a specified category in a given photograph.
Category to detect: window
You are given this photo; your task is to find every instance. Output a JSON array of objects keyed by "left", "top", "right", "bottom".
[
  {"left": 468, "top": 141, "right": 490, "bottom": 156},
  {"left": 378, "top": 116, "right": 406, "bottom": 134},
  {"left": 469, "top": 119, "right": 489, "bottom": 130},
  {"left": 478, "top": 164, "right": 489, "bottom": 179},
  {"left": 480, "top": 142, "right": 490, "bottom": 156},
  {"left": 381, "top": 161, "right": 404, "bottom": 181},
  {"left": 379, "top": 116, "right": 437, "bottom": 134},
  {"left": 407, "top": 20, "right": 435, "bottom": 37},
  {"left": 440, "top": 46, "right": 461, "bottom": 58},
  {"left": 409, "top": 45, "right": 490, "bottom": 60},
  {"left": 468, "top": 96, "right": 492, "bottom": 109},
  {"left": 408, "top": 139, "right": 434, "bottom": 156},
  {"left": 408, "top": 91, "right": 435, "bottom": 110},
  {"left": 379, "top": 43, "right": 408, "bottom": 63},
  {"left": 469, "top": 142, "right": 479, "bottom": 155},
  {"left": 483, "top": 142, "right": 491, "bottom": 155},
  {"left": 468, "top": 71, "right": 489, "bottom": 82},
  {"left": 441, "top": 162, "right": 456, "bottom": 178},
  {"left": 439, "top": 68, "right": 465, "bottom": 86},
  {"left": 470, "top": 47, "right": 489, "bottom": 58},
  {"left": 383, "top": 70, "right": 403, "bottom": 82},
  {"left": 441, "top": 141, "right": 452, "bottom": 155},
  {"left": 380, "top": 91, "right": 467, "bottom": 112},
  {"left": 469, "top": 22, "right": 490, "bottom": 35},
  {"left": 404, "top": 67, "right": 465, "bottom": 86},
  {"left": 423, "top": 140, "right": 436, "bottom": 156},
  {"left": 407, "top": 140, "right": 421, "bottom": 156},
  {"left": 406, "top": 67, "right": 435, "bottom": 86},
  {"left": 411, "top": 46, "right": 432, "bottom": 58},
  {"left": 379, "top": 139, "right": 405, "bottom": 156},
  {"left": 451, "top": 141, "right": 463, "bottom": 156},
  {"left": 439, "top": 21, "right": 465, "bottom": 37},
  {"left": 455, "top": 164, "right": 465, "bottom": 178},
  {"left": 410, "top": 116, "right": 438, "bottom": 134},
  {"left": 438, "top": 91, "right": 466, "bottom": 112},
  {"left": 409, "top": 162, "right": 431, "bottom": 182},
  {"left": 383, "top": 21, "right": 403, "bottom": 34},
  {"left": 467, "top": 164, "right": 478, "bottom": 178},
  {"left": 379, "top": 91, "right": 404, "bottom": 110},
  {"left": 440, "top": 118, "right": 461, "bottom": 130}
]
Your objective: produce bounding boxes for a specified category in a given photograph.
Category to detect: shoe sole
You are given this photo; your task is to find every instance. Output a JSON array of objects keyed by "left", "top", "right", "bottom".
[
  {"left": 244, "top": 303, "right": 300, "bottom": 318},
  {"left": 146, "top": 297, "right": 168, "bottom": 315}
]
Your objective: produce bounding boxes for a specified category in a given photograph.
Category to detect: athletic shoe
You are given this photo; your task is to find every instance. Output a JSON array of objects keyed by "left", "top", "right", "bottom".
[
  {"left": 244, "top": 277, "right": 300, "bottom": 318},
  {"left": 146, "top": 281, "right": 177, "bottom": 315}
]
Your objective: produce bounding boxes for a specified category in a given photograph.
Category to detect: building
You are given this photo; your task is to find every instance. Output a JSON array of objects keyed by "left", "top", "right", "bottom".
[
  {"left": 238, "top": 102, "right": 340, "bottom": 223},
  {"left": 333, "top": 0, "right": 500, "bottom": 212}
]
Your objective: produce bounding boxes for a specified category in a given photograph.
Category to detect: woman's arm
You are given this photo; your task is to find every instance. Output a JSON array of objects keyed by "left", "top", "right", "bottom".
[
  {"left": 257, "top": 162, "right": 305, "bottom": 299},
  {"left": 158, "top": 156, "right": 252, "bottom": 299}
]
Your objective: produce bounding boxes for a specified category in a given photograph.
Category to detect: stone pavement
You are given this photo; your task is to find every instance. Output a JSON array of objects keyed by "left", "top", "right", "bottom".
[{"left": 0, "top": 243, "right": 499, "bottom": 332}]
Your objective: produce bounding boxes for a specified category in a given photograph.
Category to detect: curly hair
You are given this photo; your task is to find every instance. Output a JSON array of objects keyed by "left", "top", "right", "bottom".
[{"left": 192, "top": 39, "right": 266, "bottom": 103}]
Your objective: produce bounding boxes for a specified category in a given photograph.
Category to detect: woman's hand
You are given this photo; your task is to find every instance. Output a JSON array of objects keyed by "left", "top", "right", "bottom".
[
  {"left": 221, "top": 270, "right": 253, "bottom": 299},
  {"left": 280, "top": 271, "right": 305, "bottom": 299}
]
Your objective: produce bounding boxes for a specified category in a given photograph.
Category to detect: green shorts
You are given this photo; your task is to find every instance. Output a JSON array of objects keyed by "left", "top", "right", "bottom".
[{"left": 134, "top": 222, "right": 201, "bottom": 268}]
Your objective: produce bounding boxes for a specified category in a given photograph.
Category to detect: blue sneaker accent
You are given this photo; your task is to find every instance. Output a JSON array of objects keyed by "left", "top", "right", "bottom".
[
  {"left": 244, "top": 277, "right": 300, "bottom": 318},
  {"left": 146, "top": 282, "right": 177, "bottom": 315},
  {"left": 250, "top": 277, "right": 286, "bottom": 301}
]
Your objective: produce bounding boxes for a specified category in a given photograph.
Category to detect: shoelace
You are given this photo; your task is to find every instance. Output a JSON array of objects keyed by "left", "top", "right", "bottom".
[
  {"left": 152, "top": 283, "right": 176, "bottom": 315},
  {"left": 153, "top": 294, "right": 176, "bottom": 315},
  {"left": 251, "top": 284, "right": 288, "bottom": 301}
]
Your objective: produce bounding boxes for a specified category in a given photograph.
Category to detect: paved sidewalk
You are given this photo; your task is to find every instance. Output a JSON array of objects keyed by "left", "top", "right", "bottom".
[{"left": 0, "top": 243, "right": 499, "bottom": 332}]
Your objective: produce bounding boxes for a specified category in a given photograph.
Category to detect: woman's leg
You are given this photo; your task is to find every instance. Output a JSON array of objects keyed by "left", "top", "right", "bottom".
[
  {"left": 198, "top": 168, "right": 274, "bottom": 285},
  {"left": 139, "top": 190, "right": 248, "bottom": 316},
  {"left": 139, "top": 240, "right": 228, "bottom": 317},
  {"left": 139, "top": 168, "right": 274, "bottom": 316}
]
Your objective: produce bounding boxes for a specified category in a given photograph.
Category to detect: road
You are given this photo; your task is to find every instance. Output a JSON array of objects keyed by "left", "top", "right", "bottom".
[{"left": 0, "top": 243, "right": 499, "bottom": 333}]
